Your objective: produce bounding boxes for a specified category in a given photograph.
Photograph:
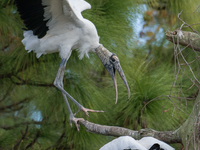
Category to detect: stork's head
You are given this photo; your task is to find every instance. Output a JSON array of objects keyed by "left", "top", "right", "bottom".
[{"left": 95, "top": 45, "right": 130, "bottom": 103}]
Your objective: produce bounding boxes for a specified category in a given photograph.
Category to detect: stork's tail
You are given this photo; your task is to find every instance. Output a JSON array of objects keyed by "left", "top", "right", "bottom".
[{"left": 22, "top": 31, "right": 42, "bottom": 58}]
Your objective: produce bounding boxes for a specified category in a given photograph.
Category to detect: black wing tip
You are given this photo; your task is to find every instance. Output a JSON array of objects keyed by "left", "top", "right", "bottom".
[{"left": 15, "top": 0, "right": 49, "bottom": 39}]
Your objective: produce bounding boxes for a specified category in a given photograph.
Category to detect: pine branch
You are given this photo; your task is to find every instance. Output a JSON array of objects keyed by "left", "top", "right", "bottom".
[
  {"left": 46, "top": 109, "right": 67, "bottom": 150},
  {"left": 0, "top": 85, "right": 14, "bottom": 102},
  {"left": 0, "top": 97, "right": 30, "bottom": 111},
  {"left": 0, "top": 120, "right": 57, "bottom": 130},
  {"left": 10, "top": 75, "right": 54, "bottom": 87},
  {"left": 25, "top": 130, "right": 40, "bottom": 150},
  {"left": 9, "top": 125, "right": 29, "bottom": 150},
  {"left": 0, "top": 72, "right": 13, "bottom": 79},
  {"left": 78, "top": 120, "right": 182, "bottom": 144}
]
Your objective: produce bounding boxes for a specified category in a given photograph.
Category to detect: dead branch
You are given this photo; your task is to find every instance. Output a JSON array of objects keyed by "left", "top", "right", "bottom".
[
  {"left": 193, "top": 4, "right": 200, "bottom": 13},
  {"left": 178, "top": 11, "right": 200, "bottom": 35},
  {"left": 165, "top": 30, "right": 200, "bottom": 52},
  {"left": 78, "top": 120, "right": 182, "bottom": 144}
]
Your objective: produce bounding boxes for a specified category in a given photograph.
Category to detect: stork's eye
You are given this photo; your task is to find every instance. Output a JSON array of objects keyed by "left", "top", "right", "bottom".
[
  {"left": 111, "top": 56, "right": 116, "bottom": 62},
  {"left": 110, "top": 55, "right": 119, "bottom": 63}
]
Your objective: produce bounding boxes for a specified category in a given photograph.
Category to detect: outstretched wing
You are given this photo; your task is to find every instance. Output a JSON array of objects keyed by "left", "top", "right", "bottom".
[
  {"left": 15, "top": 0, "right": 91, "bottom": 38},
  {"left": 15, "top": 0, "right": 49, "bottom": 38},
  {"left": 63, "top": 0, "right": 91, "bottom": 21}
]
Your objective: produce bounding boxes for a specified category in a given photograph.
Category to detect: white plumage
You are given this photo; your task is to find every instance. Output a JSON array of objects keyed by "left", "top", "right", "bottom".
[
  {"left": 137, "top": 137, "right": 175, "bottom": 150},
  {"left": 100, "top": 136, "right": 175, "bottom": 150},
  {"left": 22, "top": 0, "right": 99, "bottom": 59},
  {"left": 16, "top": 0, "right": 130, "bottom": 129},
  {"left": 100, "top": 136, "right": 147, "bottom": 150}
]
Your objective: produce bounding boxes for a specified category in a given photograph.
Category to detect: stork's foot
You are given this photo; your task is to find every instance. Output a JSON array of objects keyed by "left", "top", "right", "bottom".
[
  {"left": 70, "top": 116, "right": 85, "bottom": 131},
  {"left": 74, "top": 106, "right": 104, "bottom": 117}
]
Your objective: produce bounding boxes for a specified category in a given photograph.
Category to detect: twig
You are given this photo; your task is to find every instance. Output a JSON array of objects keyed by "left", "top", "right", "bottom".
[
  {"left": 0, "top": 97, "right": 31, "bottom": 111},
  {"left": 193, "top": 4, "right": 200, "bottom": 13},
  {"left": 0, "top": 120, "right": 57, "bottom": 130},
  {"left": 0, "top": 85, "right": 14, "bottom": 102},
  {"left": 46, "top": 109, "right": 67, "bottom": 150},
  {"left": 25, "top": 130, "right": 40, "bottom": 149},
  {"left": 10, "top": 75, "right": 54, "bottom": 87},
  {"left": 178, "top": 11, "right": 200, "bottom": 35},
  {"left": 9, "top": 125, "right": 29, "bottom": 150}
]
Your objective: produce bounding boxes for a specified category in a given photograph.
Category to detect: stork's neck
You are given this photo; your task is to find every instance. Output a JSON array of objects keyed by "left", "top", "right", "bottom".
[{"left": 95, "top": 45, "right": 112, "bottom": 65}]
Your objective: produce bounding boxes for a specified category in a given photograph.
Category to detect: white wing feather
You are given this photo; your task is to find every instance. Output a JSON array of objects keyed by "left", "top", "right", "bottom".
[
  {"left": 42, "top": 0, "right": 91, "bottom": 30},
  {"left": 63, "top": 0, "right": 91, "bottom": 21},
  {"left": 99, "top": 136, "right": 147, "bottom": 150}
]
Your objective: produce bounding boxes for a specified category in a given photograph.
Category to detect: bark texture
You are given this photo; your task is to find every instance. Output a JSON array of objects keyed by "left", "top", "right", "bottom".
[
  {"left": 79, "top": 120, "right": 182, "bottom": 144},
  {"left": 166, "top": 30, "right": 200, "bottom": 52},
  {"left": 177, "top": 92, "right": 200, "bottom": 149},
  {"left": 166, "top": 30, "right": 200, "bottom": 149}
]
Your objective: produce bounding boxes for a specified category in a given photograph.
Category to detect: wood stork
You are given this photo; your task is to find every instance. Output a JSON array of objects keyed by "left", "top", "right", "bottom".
[
  {"left": 15, "top": 0, "right": 130, "bottom": 130},
  {"left": 99, "top": 136, "right": 175, "bottom": 150}
]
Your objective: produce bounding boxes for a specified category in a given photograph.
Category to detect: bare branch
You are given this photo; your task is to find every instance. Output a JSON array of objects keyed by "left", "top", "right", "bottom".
[
  {"left": 78, "top": 120, "right": 181, "bottom": 144},
  {"left": 166, "top": 30, "right": 200, "bottom": 52},
  {"left": 178, "top": 11, "right": 200, "bottom": 35},
  {"left": 193, "top": 4, "right": 200, "bottom": 13}
]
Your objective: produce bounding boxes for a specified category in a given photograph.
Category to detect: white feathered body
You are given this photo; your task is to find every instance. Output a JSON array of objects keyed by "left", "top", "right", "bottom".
[
  {"left": 100, "top": 136, "right": 147, "bottom": 150},
  {"left": 21, "top": 0, "right": 100, "bottom": 59},
  {"left": 99, "top": 136, "right": 175, "bottom": 150}
]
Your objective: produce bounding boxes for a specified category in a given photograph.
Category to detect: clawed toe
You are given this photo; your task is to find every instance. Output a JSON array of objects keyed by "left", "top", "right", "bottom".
[
  {"left": 74, "top": 107, "right": 104, "bottom": 117},
  {"left": 70, "top": 117, "right": 85, "bottom": 131}
]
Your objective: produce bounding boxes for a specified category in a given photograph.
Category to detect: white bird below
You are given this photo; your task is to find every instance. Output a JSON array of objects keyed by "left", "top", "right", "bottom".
[
  {"left": 99, "top": 136, "right": 175, "bottom": 150},
  {"left": 15, "top": 0, "right": 130, "bottom": 130}
]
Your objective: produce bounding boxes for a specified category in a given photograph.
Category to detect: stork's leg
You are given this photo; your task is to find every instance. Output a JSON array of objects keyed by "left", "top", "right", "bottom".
[
  {"left": 54, "top": 59, "right": 104, "bottom": 126},
  {"left": 62, "top": 93, "right": 84, "bottom": 130}
]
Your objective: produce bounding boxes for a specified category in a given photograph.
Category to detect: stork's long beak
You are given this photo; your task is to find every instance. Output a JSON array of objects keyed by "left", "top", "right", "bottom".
[
  {"left": 95, "top": 45, "right": 130, "bottom": 104},
  {"left": 105, "top": 54, "right": 130, "bottom": 104}
]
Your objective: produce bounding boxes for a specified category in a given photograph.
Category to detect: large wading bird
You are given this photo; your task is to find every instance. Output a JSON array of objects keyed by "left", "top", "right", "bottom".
[{"left": 15, "top": 0, "right": 130, "bottom": 130}]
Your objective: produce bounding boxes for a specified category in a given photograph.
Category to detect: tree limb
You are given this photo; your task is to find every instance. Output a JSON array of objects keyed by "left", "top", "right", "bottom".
[
  {"left": 78, "top": 120, "right": 182, "bottom": 144},
  {"left": 165, "top": 30, "right": 200, "bottom": 52}
]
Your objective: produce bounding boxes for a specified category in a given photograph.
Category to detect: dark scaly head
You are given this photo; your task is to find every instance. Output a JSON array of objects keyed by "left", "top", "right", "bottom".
[{"left": 95, "top": 45, "right": 130, "bottom": 103}]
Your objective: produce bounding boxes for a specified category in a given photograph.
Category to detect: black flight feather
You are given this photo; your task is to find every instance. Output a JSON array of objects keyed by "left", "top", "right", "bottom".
[{"left": 15, "top": 0, "right": 49, "bottom": 38}]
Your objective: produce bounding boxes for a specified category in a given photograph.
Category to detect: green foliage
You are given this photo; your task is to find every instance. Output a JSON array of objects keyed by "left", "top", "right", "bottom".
[{"left": 114, "top": 59, "right": 185, "bottom": 130}]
